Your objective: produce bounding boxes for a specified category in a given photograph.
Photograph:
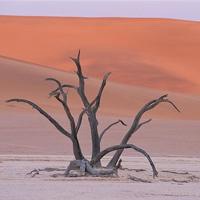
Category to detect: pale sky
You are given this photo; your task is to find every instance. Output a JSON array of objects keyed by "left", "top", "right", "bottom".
[{"left": 0, "top": 0, "right": 199, "bottom": 21}]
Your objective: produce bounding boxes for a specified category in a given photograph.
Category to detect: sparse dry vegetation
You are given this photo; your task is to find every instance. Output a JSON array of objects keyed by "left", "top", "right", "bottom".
[{"left": 6, "top": 51, "right": 180, "bottom": 178}]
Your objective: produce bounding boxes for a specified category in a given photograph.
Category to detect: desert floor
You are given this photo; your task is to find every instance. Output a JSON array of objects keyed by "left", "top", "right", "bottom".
[{"left": 0, "top": 155, "right": 200, "bottom": 200}]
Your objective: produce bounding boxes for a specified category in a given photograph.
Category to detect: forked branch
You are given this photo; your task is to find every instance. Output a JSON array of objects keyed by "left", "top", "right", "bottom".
[
  {"left": 135, "top": 119, "right": 152, "bottom": 132},
  {"left": 49, "top": 84, "right": 77, "bottom": 97},
  {"left": 70, "top": 50, "right": 89, "bottom": 107},
  {"left": 92, "top": 72, "right": 111, "bottom": 112},
  {"left": 46, "top": 78, "right": 76, "bottom": 132},
  {"left": 107, "top": 94, "right": 180, "bottom": 168},
  {"left": 70, "top": 50, "right": 87, "bottom": 80},
  {"left": 75, "top": 109, "right": 87, "bottom": 133},
  {"left": 46, "top": 78, "right": 67, "bottom": 101},
  {"left": 132, "top": 94, "right": 180, "bottom": 134},
  {"left": 145, "top": 94, "right": 180, "bottom": 113},
  {"left": 99, "top": 120, "right": 127, "bottom": 142}
]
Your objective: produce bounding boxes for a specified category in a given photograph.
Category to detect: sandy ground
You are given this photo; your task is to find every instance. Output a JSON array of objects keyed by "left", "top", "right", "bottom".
[
  {"left": 0, "top": 53, "right": 200, "bottom": 158},
  {"left": 0, "top": 155, "right": 200, "bottom": 200},
  {"left": 0, "top": 111, "right": 200, "bottom": 157}
]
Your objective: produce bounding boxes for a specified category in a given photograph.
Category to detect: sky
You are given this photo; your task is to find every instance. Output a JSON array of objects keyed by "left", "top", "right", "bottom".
[{"left": 0, "top": 0, "right": 199, "bottom": 21}]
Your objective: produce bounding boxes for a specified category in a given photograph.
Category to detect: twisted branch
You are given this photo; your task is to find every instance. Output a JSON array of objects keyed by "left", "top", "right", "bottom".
[
  {"left": 46, "top": 78, "right": 66, "bottom": 101},
  {"left": 49, "top": 84, "right": 77, "bottom": 97}
]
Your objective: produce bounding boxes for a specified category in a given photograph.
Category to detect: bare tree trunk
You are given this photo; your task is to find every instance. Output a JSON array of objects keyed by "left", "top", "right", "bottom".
[
  {"left": 87, "top": 112, "right": 101, "bottom": 160},
  {"left": 71, "top": 136, "right": 84, "bottom": 160}
]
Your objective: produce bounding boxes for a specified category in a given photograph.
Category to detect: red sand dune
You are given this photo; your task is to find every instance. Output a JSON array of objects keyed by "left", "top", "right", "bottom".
[
  {"left": 0, "top": 15, "right": 200, "bottom": 157},
  {"left": 0, "top": 16, "right": 200, "bottom": 94},
  {"left": 1, "top": 56, "right": 200, "bottom": 120},
  {"left": 0, "top": 56, "right": 200, "bottom": 156}
]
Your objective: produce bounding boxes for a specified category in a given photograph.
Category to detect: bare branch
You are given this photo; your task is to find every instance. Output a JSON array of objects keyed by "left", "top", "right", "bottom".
[
  {"left": 54, "top": 94, "right": 76, "bottom": 132},
  {"left": 162, "top": 99, "right": 180, "bottom": 112},
  {"left": 70, "top": 50, "right": 89, "bottom": 107},
  {"left": 135, "top": 119, "right": 152, "bottom": 132},
  {"left": 53, "top": 93, "right": 84, "bottom": 160},
  {"left": 46, "top": 78, "right": 77, "bottom": 134},
  {"left": 92, "top": 72, "right": 111, "bottom": 112},
  {"left": 107, "top": 94, "right": 180, "bottom": 168},
  {"left": 46, "top": 78, "right": 67, "bottom": 102},
  {"left": 99, "top": 120, "right": 127, "bottom": 142},
  {"left": 75, "top": 96, "right": 101, "bottom": 135},
  {"left": 75, "top": 96, "right": 102, "bottom": 136},
  {"left": 75, "top": 109, "right": 86, "bottom": 133},
  {"left": 91, "top": 144, "right": 158, "bottom": 178},
  {"left": 145, "top": 94, "right": 180, "bottom": 112},
  {"left": 6, "top": 99, "right": 71, "bottom": 139},
  {"left": 49, "top": 84, "right": 77, "bottom": 97},
  {"left": 46, "top": 78, "right": 62, "bottom": 89},
  {"left": 126, "top": 94, "right": 180, "bottom": 137},
  {"left": 70, "top": 50, "right": 87, "bottom": 79}
]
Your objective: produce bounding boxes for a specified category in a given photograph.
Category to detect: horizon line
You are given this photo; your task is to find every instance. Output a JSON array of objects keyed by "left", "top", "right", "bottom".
[{"left": 0, "top": 14, "right": 199, "bottom": 23}]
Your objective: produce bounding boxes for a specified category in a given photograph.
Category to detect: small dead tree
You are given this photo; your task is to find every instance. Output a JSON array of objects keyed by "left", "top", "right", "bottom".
[{"left": 6, "top": 51, "right": 180, "bottom": 178}]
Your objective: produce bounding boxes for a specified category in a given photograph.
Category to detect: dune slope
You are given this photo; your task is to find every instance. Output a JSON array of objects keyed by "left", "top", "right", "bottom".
[
  {"left": 1, "top": 57, "right": 200, "bottom": 156},
  {"left": 1, "top": 56, "right": 200, "bottom": 120},
  {"left": 0, "top": 16, "right": 200, "bottom": 94}
]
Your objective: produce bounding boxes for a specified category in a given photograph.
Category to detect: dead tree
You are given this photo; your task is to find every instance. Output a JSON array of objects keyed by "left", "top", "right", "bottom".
[{"left": 6, "top": 51, "right": 180, "bottom": 177}]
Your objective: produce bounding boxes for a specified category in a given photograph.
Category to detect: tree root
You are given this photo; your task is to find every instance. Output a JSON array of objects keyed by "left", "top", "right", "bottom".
[
  {"left": 26, "top": 167, "right": 65, "bottom": 177},
  {"left": 26, "top": 169, "right": 40, "bottom": 177},
  {"left": 65, "top": 160, "right": 117, "bottom": 177},
  {"left": 128, "top": 175, "right": 152, "bottom": 183},
  {"left": 161, "top": 170, "right": 189, "bottom": 175}
]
